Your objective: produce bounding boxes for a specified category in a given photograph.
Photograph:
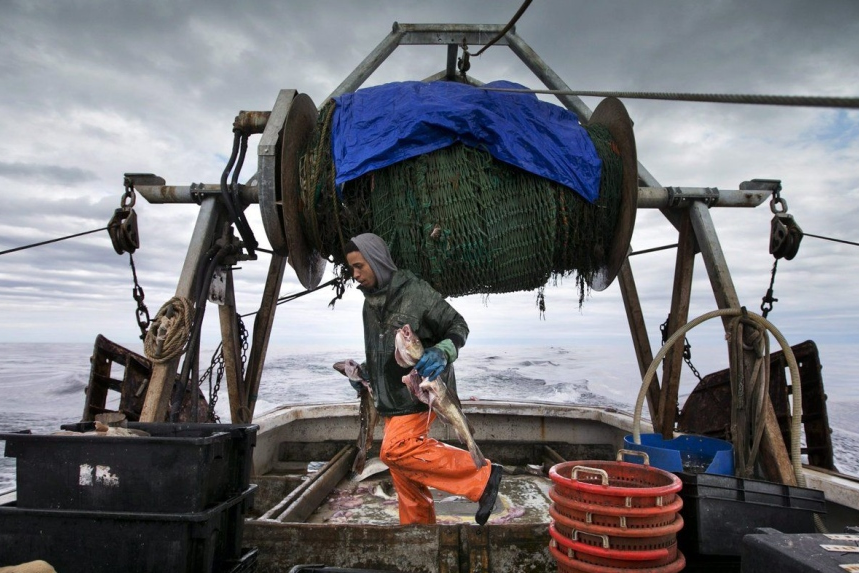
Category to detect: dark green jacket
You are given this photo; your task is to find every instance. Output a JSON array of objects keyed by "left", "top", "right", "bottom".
[{"left": 362, "top": 269, "right": 469, "bottom": 417}]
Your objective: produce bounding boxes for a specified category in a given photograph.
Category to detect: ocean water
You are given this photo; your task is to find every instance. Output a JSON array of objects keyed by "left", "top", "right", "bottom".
[{"left": 1, "top": 342, "right": 857, "bottom": 491}]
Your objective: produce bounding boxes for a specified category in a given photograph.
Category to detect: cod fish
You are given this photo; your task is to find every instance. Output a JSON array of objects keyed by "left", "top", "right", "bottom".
[
  {"left": 334, "top": 359, "right": 380, "bottom": 474},
  {"left": 394, "top": 325, "right": 487, "bottom": 469}
]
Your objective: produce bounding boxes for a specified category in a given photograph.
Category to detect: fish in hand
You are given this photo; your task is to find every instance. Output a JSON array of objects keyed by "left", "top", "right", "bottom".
[{"left": 394, "top": 325, "right": 487, "bottom": 469}]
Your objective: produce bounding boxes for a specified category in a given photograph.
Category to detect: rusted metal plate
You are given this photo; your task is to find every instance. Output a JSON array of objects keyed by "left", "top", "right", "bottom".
[
  {"left": 84, "top": 334, "right": 211, "bottom": 423},
  {"left": 677, "top": 339, "right": 836, "bottom": 471}
]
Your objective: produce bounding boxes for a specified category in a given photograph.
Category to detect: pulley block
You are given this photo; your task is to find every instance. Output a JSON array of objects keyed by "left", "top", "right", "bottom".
[
  {"left": 107, "top": 207, "right": 140, "bottom": 255},
  {"left": 769, "top": 213, "right": 803, "bottom": 260}
]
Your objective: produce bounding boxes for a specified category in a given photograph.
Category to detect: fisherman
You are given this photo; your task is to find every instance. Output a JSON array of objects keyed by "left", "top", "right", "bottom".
[{"left": 343, "top": 232, "right": 502, "bottom": 525}]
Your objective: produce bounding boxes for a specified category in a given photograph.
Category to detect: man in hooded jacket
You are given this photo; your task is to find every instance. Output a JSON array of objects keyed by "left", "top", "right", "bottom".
[{"left": 343, "top": 233, "right": 502, "bottom": 525}]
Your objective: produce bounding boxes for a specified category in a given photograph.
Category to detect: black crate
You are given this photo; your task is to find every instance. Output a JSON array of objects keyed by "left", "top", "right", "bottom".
[
  {"left": 1, "top": 422, "right": 257, "bottom": 513},
  {"left": 741, "top": 528, "right": 858, "bottom": 573},
  {"left": 0, "top": 485, "right": 255, "bottom": 573},
  {"left": 225, "top": 547, "right": 259, "bottom": 573},
  {"left": 677, "top": 472, "right": 826, "bottom": 556}
]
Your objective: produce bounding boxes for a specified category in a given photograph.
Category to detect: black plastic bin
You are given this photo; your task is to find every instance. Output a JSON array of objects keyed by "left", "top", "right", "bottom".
[
  {"left": 1, "top": 422, "right": 257, "bottom": 513},
  {"left": 741, "top": 528, "right": 859, "bottom": 573},
  {"left": 225, "top": 547, "right": 259, "bottom": 573},
  {"left": 0, "top": 484, "right": 254, "bottom": 573},
  {"left": 677, "top": 472, "right": 826, "bottom": 556}
]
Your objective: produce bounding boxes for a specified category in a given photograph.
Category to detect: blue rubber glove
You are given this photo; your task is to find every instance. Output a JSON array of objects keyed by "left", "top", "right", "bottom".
[{"left": 415, "top": 347, "right": 448, "bottom": 380}]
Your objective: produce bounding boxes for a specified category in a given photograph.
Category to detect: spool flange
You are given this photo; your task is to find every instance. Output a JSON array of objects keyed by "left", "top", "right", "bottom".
[
  {"left": 280, "top": 93, "right": 326, "bottom": 289},
  {"left": 588, "top": 97, "right": 638, "bottom": 291}
]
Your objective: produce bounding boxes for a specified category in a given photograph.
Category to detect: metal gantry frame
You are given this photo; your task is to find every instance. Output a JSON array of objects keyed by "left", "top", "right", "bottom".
[{"left": 133, "top": 23, "right": 785, "bottom": 472}]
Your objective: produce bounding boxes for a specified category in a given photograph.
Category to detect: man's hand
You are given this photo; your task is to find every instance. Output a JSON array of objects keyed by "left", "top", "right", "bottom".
[
  {"left": 415, "top": 347, "right": 447, "bottom": 380},
  {"left": 333, "top": 359, "right": 367, "bottom": 391}
]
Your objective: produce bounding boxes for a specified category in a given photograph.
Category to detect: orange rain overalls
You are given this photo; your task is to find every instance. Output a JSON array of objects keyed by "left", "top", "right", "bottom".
[{"left": 380, "top": 410, "right": 492, "bottom": 525}]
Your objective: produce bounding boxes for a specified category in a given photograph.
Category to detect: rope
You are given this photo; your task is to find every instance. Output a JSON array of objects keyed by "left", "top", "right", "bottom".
[
  {"left": 479, "top": 87, "right": 859, "bottom": 110},
  {"left": 472, "top": 0, "right": 532, "bottom": 57},
  {"left": 0, "top": 227, "right": 108, "bottom": 256},
  {"left": 143, "top": 296, "right": 193, "bottom": 364},
  {"left": 729, "top": 314, "right": 770, "bottom": 478},
  {"left": 632, "top": 308, "right": 804, "bottom": 485}
]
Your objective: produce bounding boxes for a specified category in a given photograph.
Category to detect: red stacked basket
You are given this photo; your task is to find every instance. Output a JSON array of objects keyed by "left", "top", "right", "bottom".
[{"left": 548, "top": 450, "right": 686, "bottom": 572}]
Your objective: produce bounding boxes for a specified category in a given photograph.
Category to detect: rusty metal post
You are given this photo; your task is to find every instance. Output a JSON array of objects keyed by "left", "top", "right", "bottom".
[
  {"left": 218, "top": 268, "right": 248, "bottom": 423},
  {"left": 658, "top": 212, "right": 696, "bottom": 437},
  {"left": 139, "top": 197, "right": 221, "bottom": 422},
  {"left": 617, "top": 258, "right": 662, "bottom": 429}
]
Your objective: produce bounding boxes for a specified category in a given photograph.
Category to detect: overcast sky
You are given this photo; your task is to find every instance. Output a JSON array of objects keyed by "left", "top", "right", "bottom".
[{"left": 1, "top": 0, "right": 858, "bottom": 390}]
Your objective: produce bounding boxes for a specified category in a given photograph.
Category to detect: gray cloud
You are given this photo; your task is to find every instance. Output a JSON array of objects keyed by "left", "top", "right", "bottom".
[
  {"left": 0, "top": 0, "right": 857, "bottom": 365},
  {"left": 0, "top": 161, "right": 98, "bottom": 184}
]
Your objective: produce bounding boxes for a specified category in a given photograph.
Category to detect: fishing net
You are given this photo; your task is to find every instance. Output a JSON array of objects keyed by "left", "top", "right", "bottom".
[{"left": 299, "top": 99, "right": 623, "bottom": 304}]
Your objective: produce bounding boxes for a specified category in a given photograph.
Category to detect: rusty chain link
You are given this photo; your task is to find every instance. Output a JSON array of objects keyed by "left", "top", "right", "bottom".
[{"left": 660, "top": 315, "right": 703, "bottom": 382}]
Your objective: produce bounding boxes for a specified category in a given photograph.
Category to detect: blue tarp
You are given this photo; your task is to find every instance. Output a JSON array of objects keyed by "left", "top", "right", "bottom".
[{"left": 330, "top": 80, "right": 602, "bottom": 203}]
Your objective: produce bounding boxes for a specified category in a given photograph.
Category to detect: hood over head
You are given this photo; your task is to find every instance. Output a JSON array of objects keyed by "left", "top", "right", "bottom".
[{"left": 351, "top": 233, "right": 398, "bottom": 290}]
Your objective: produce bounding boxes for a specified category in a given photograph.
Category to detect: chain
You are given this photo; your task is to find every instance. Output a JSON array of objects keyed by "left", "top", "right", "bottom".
[
  {"left": 114, "top": 178, "right": 151, "bottom": 340},
  {"left": 129, "top": 254, "right": 151, "bottom": 340},
  {"left": 769, "top": 186, "right": 787, "bottom": 215},
  {"left": 660, "top": 315, "right": 703, "bottom": 382},
  {"left": 760, "top": 259, "right": 779, "bottom": 318},
  {"left": 682, "top": 340, "right": 703, "bottom": 381},
  {"left": 203, "top": 343, "right": 225, "bottom": 423},
  {"left": 201, "top": 313, "right": 248, "bottom": 423},
  {"left": 121, "top": 177, "right": 137, "bottom": 210},
  {"left": 238, "top": 313, "right": 249, "bottom": 375}
]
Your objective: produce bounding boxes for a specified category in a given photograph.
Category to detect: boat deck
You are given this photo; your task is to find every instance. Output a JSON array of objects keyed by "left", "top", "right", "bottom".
[{"left": 305, "top": 470, "right": 553, "bottom": 526}]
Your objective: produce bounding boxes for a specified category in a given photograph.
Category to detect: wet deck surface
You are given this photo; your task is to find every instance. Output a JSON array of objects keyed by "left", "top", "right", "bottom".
[{"left": 306, "top": 470, "right": 554, "bottom": 525}]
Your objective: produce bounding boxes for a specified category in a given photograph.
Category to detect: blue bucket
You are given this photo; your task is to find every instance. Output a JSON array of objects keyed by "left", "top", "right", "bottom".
[{"left": 623, "top": 433, "right": 735, "bottom": 475}]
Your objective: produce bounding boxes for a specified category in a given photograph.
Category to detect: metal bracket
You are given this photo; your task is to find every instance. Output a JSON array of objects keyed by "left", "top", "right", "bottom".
[
  {"left": 124, "top": 173, "right": 166, "bottom": 187},
  {"left": 189, "top": 182, "right": 205, "bottom": 205},
  {"left": 740, "top": 178, "right": 782, "bottom": 193},
  {"left": 666, "top": 186, "right": 719, "bottom": 208},
  {"left": 209, "top": 267, "right": 227, "bottom": 305}
]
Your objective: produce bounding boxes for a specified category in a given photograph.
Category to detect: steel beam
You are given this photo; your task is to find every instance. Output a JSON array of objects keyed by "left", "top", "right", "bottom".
[
  {"left": 397, "top": 23, "right": 509, "bottom": 46},
  {"left": 446, "top": 44, "right": 458, "bottom": 80},
  {"left": 327, "top": 25, "right": 405, "bottom": 99},
  {"left": 136, "top": 183, "right": 765, "bottom": 210},
  {"left": 136, "top": 183, "right": 258, "bottom": 205},
  {"left": 618, "top": 259, "right": 662, "bottom": 428},
  {"left": 637, "top": 187, "right": 769, "bottom": 209},
  {"left": 658, "top": 213, "right": 696, "bottom": 437},
  {"left": 689, "top": 201, "right": 740, "bottom": 314},
  {"left": 218, "top": 269, "right": 248, "bottom": 424}
]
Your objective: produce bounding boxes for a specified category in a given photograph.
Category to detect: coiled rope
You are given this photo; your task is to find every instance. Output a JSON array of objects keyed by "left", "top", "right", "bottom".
[
  {"left": 143, "top": 296, "right": 193, "bottom": 364},
  {"left": 298, "top": 100, "right": 623, "bottom": 303},
  {"left": 632, "top": 308, "right": 803, "bottom": 485},
  {"left": 728, "top": 314, "right": 770, "bottom": 478},
  {"left": 633, "top": 306, "right": 829, "bottom": 532}
]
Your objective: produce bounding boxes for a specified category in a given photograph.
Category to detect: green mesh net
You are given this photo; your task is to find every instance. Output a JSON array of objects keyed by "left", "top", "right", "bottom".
[{"left": 299, "top": 99, "right": 623, "bottom": 304}]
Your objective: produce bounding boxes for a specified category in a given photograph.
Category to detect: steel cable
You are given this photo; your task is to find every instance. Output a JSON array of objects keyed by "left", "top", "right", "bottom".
[
  {"left": 0, "top": 227, "right": 108, "bottom": 256},
  {"left": 480, "top": 88, "right": 859, "bottom": 110}
]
